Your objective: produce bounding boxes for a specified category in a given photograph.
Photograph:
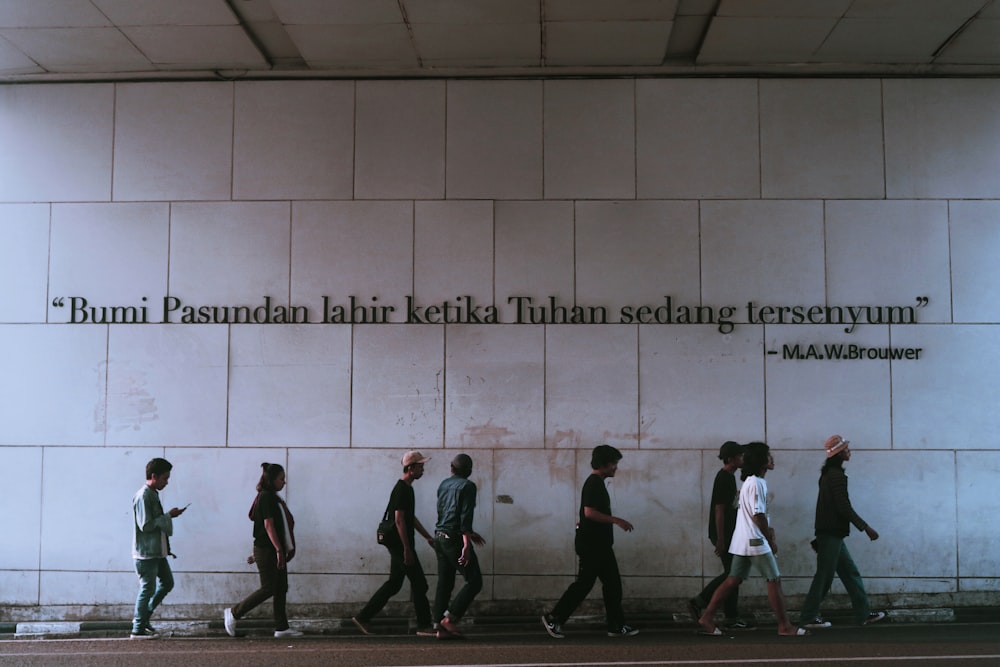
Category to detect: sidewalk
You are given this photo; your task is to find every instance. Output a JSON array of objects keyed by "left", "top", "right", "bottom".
[{"left": 5, "top": 606, "right": 996, "bottom": 640}]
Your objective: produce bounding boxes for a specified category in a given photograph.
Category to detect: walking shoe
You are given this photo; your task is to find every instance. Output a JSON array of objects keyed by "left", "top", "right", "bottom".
[
  {"left": 351, "top": 616, "right": 372, "bottom": 635},
  {"left": 541, "top": 614, "right": 564, "bottom": 639},
  {"left": 864, "top": 611, "right": 887, "bottom": 625},
  {"left": 803, "top": 617, "right": 832, "bottom": 629},
  {"left": 224, "top": 608, "right": 236, "bottom": 637},
  {"left": 129, "top": 627, "right": 159, "bottom": 640},
  {"left": 686, "top": 598, "right": 702, "bottom": 624},
  {"left": 607, "top": 625, "right": 639, "bottom": 637},
  {"left": 724, "top": 619, "right": 756, "bottom": 630},
  {"left": 439, "top": 616, "right": 465, "bottom": 638},
  {"left": 274, "top": 628, "right": 303, "bottom": 638}
]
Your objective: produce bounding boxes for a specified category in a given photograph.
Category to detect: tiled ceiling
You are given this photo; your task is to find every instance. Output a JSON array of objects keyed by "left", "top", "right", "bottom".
[{"left": 1, "top": 0, "right": 999, "bottom": 82}]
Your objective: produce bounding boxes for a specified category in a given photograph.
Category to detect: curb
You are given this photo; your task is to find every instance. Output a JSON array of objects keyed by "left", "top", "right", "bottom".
[{"left": 3, "top": 607, "right": 986, "bottom": 640}]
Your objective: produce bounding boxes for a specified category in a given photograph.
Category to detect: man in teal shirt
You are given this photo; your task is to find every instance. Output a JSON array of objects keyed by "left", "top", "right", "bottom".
[{"left": 432, "top": 453, "right": 485, "bottom": 639}]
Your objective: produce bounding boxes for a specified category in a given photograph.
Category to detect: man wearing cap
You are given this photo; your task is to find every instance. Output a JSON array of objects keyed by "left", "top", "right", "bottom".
[
  {"left": 352, "top": 451, "right": 436, "bottom": 636},
  {"left": 799, "top": 435, "right": 886, "bottom": 629},
  {"left": 432, "top": 453, "right": 485, "bottom": 639},
  {"left": 688, "top": 441, "right": 754, "bottom": 630}
]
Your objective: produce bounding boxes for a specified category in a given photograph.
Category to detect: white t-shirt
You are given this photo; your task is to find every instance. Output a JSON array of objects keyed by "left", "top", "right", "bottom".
[{"left": 730, "top": 475, "right": 771, "bottom": 556}]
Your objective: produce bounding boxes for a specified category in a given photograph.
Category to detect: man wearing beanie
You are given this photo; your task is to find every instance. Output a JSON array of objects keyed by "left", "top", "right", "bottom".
[
  {"left": 799, "top": 435, "right": 886, "bottom": 629},
  {"left": 432, "top": 453, "right": 485, "bottom": 639},
  {"left": 688, "top": 441, "right": 754, "bottom": 630}
]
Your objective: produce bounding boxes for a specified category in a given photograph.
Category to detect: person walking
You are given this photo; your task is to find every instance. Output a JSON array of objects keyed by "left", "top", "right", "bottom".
[
  {"left": 541, "top": 444, "right": 638, "bottom": 639},
  {"left": 224, "top": 462, "right": 302, "bottom": 638},
  {"left": 352, "top": 451, "right": 436, "bottom": 636},
  {"left": 688, "top": 441, "right": 754, "bottom": 630},
  {"left": 696, "top": 442, "right": 808, "bottom": 637},
  {"left": 799, "top": 435, "right": 886, "bottom": 629},
  {"left": 131, "top": 457, "right": 186, "bottom": 639},
  {"left": 432, "top": 453, "right": 486, "bottom": 639}
]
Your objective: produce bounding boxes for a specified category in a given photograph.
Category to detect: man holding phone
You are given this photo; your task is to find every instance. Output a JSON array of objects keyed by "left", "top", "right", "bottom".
[{"left": 130, "top": 457, "right": 187, "bottom": 639}]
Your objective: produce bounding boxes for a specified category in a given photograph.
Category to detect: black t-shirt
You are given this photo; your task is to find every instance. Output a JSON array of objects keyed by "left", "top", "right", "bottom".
[
  {"left": 577, "top": 473, "right": 613, "bottom": 549},
  {"left": 386, "top": 479, "right": 416, "bottom": 544},
  {"left": 707, "top": 468, "right": 737, "bottom": 545},
  {"left": 252, "top": 490, "right": 285, "bottom": 551}
]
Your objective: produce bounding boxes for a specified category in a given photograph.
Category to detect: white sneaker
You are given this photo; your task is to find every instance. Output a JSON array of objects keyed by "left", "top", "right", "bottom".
[
  {"left": 803, "top": 617, "right": 832, "bottom": 629},
  {"left": 274, "top": 628, "right": 303, "bottom": 638},
  {"left": 224, "top": 608, "right": 236, "bottom": 637}
]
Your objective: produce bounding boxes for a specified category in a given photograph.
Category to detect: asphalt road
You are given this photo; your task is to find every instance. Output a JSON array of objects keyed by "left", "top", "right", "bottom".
[{"left": 2, "top": 622, "right": 999, "bottom": 667}]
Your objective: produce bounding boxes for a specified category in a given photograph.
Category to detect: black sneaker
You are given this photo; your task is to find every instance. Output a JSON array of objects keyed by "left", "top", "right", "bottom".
[
  {"left": 803, "top": 617, "right": 832, "bottom": 629},
  {"left": 607, "top": 625, "right": 639, "bottom": 637},
  {"left": 129, "top": 627, "right": 159, "bottom": 640},
  {"left": 864, "top": 611, "right": 887, "bottom": 625},
  {"left": 724, "top": 619, "right": 756, "bottom": 630},
  {"left": 541, "top": 614, "right": 564, "bottom": 639}
]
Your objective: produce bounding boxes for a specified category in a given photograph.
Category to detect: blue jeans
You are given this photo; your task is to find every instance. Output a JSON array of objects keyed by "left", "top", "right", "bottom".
[
  {"left": 433, "top": 534, "right": 482, "bottom": 623},
  {"left": 133, "top": 557, "right": 173, "bottom": 633},
  {"left": 799, "top": 534, "right": 871, "bottom": 625}
]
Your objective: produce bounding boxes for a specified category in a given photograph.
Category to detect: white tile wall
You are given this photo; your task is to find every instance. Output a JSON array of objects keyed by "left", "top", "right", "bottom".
[
  {"left": 446, "top": 80, "right": 543, "bottom": 199},
  {"left": 639, "top": 326, "right": 766, "bottom": 449},
  {"left": 291, "top": 201, "right": 413, "bottom": 320},
  {"left": 354, "top": 80, "right": 446, "bottom": 199},
  {"left": 352, "top": 325, "right": 444, "bottom": 447},
  {"left": 576, "top": 201, "right": 700, "bottom": 308},
  {"left": 233, "top": 81, "right": 355, "bottom": 200},
  {"left": 492, "top": 449, "right": 577, "bottom": 575},
  {"left": 113, "top": 82, "right": 233, "bottom": 201},
  {"left": 0, "top": 204, "right": 49, "bottom": 323},
  {"left": 228, "top": 325, "right": 352, "bottom": 447},
  {"left": 543, "top": 79, "right": 635, "bottom": 199},
  {"left": 760, "top": 79, "right": 885, "bottom": 199},
  {"left": 636, "top": 79, "right": 760, "bottom": 199},
  {"left": 957, "top": 452, "right": 1000, "bottom": 578},
  {"left": 950, "top": 201, "right": 1000, "bottom": 323},
  {"left": 169, "top": 202, "right": 291, "bottom": 306},
  {"left": 445, "top": 325, "right": 544, "bottom": 449},
  {"left": 49, "top": 203, "right": 169, "bottom": 324},
  {"left": 413, "top": 200, "right": 494, "bottom": 306},
  {"left": 826, "top": 200, "right": 951, "bottom": 323},
  {"left": 5, "top": 447, "right": 42, "bottom": 569},
  {"left": 106, "top": 325, "right": 229, "bottom": 446},
  {"left": 545, "top": 326, "right": 638, "bottom": 449},
  {"left": 0, "top": 325, "right": 107, "bottom": 446},
  {"left": 884, "top": 79, "right": 1000, "bottom": 198},
  {"left": 701, "top": 200, "right": 826, "bottom": 316},
  {"left": 890, "top": 325, "right": 1000, "bottom": 449},
  {"left": 3, "top": 77, "right": 1000, "bottom": 613},
  {"left": 494, "top": 201, "right": 574, "bottom": 322},
  {"left": 0, "top": 83, "right": 113, "bottom": 202},
  {"left": 765, "top": 325, "right": 892, "bottom": 450}
]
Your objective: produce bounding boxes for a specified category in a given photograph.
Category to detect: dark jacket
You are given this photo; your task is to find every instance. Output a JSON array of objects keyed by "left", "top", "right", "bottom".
[{"left": 814, "top": 464, "right": 868, "bottom": 538}]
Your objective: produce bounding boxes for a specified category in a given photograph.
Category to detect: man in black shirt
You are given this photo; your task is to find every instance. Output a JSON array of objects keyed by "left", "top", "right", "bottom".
[
  {"left": 542, "top": 444, "right": 638, "bottom": 639},
  {"left": 688, "top": 441, "right": 754, "bottom": 630},
  {"left": 352, "top": 451, "right": 436, "bottom": 636}
]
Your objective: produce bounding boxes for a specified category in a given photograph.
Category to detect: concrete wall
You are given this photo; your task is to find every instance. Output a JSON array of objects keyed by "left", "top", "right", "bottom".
[{"left": 2, "top": 77, "right": 999, "bottom": 620}]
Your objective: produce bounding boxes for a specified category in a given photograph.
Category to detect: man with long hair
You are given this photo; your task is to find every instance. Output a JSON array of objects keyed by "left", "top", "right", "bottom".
[
  {"left": 696, "top": 442, "right": 808, "bottom": 637},
  {"left": 799, "top": 435, "right": 886, "bottom": 629}
]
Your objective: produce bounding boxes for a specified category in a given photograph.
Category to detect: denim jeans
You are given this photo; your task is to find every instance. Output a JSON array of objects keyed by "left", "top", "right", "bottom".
[
  {"left": 133, "top": 557, "right": 173, "bottom": 633},
  {"left": 433, "top": 534, "right": 482, "bottom": 623},
  {"left": 357, "top": 544, "right": 432, "bottom": 627},
  {"left": 799, "top": 534, "right": 871, "bottom": 625}
]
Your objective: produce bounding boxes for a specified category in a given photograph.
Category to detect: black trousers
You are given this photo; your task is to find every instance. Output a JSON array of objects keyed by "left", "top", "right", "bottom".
[
  {"left": 550, "top": 546, "right": 624, "bottom": 631},
  {"left": 357, "top": 545, "right": 432, "bottom": 627}
]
